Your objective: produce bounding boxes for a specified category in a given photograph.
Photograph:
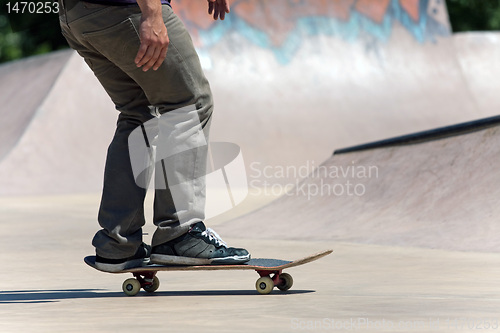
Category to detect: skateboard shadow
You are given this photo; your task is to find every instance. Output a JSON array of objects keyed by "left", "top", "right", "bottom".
[
  {"left": 150, "top": 289, "right": 314, "bottom": 297},
  {"left": 0, "top": 289, "right": 314, "bottom": 303},
  {"left": 0, "top": 289, "right": 120, "bottom": 304}
]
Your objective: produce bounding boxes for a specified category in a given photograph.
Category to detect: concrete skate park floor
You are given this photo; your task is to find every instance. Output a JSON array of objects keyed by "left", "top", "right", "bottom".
[{"left": 1, "top": 194, "right": 499, "bottom": 333}]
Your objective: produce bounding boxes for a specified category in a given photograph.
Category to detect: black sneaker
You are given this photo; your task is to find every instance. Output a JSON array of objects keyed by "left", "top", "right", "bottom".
[
  {"left": 95, "top": 243, "right": 151, "bottom": 272},
  {"left": 151, "top": 222, "right": 250, "bottom": 265}
]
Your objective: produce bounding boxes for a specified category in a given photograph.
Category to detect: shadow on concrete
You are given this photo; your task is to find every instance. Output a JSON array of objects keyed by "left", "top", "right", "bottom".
[{"left": 0, "top": 289, "right": 314, "bottom": 303}]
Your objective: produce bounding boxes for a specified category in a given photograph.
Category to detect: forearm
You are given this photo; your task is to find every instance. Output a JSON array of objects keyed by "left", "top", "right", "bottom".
[{"left": 136, "top": 0, "right": 163, "bottom": 18}]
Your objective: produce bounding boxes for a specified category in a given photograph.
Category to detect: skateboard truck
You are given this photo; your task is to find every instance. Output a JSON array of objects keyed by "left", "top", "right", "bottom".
[
  {"left": 122, "top": 272, "right": 160, "bottom": 295},
  {"left": 255, "top": 269, "right": 293, "bottom": 295}
]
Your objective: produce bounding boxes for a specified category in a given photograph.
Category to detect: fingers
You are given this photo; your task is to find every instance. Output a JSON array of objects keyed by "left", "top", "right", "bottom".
[
  {"left": 135, "top": 20, "right": 169, "bottom": 72},
  {"left": 134, "top": 43, "right": 149, "bottom": 68},
  {"left": 136, "top": 45, "right": 166, "bottom": 71},
  {"left": 208, "top": 0, "right": 214, "bottom": 15},
  {"left": 153, "top": 45, "right": 168, "bottom": 70},
  {"left": 135, "top": 41, "right": 168, "bottom": 71},
  {"left": 208, "top": 0, "right": 230, "bottom": 20}
]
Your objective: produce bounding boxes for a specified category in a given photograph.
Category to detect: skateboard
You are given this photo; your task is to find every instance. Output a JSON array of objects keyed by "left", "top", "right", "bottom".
[{"left": 84, "top": 249, "right": 332, "bottom": 296}]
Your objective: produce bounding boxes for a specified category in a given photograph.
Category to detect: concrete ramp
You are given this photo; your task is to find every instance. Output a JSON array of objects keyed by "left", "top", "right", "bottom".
[
  {"left": 219, "top": 117, "right": 500, "bottom": 252},
  {"left": 0, "top": 51, "right": 71, "bottom": 162},
  {"left": 454, "top": 32, "right": 500, "bottom": 115},
  {"left": 0, "top": 51, "right": 117, "bottom": 195}
]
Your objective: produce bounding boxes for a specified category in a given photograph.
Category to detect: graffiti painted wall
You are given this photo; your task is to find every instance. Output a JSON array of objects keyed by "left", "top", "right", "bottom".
[
  {"left": 172, "top": 0, "right": 450, "bottom": 64},
  {"left": 163, "top": 0, "right": 477, "bottom": 184}
]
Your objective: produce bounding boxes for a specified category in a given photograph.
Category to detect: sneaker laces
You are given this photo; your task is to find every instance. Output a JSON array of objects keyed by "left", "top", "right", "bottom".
[{"left": 202, "top": 228, "right": 228, "bottom": 248}]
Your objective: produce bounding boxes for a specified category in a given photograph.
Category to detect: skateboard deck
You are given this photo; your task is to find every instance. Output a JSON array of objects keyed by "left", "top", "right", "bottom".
[{"left": 84, "top": 249, "right": 332, "bottom": 296}]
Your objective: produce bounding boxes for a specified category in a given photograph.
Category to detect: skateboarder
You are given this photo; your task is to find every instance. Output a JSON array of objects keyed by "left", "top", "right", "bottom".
[{"left": 58, "top": 0, "right": 250, "bottom": 272}]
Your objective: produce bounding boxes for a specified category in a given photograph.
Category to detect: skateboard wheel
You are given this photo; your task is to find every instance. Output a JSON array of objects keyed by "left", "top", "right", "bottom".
[
  {"left": 143, "top": 276, "right": 160, "bottom": 293},
  {"left": 122, "top": 278, "right": 141, "bottom": 296},
  {"left": 277, "top": 273, "right": 293, "bottom": 291},
  {"left": 255, "top": 276, "right": 274, "bottom": 295}
]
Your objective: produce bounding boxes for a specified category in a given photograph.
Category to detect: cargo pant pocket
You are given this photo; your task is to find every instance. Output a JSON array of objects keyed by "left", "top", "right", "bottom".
[{"left": 82, "top": 18, "right": 141, "bottom": 71}]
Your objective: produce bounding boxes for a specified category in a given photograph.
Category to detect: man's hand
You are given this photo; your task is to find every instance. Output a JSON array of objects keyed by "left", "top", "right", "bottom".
[
  {"left": 208, "top": 0, "right": 230, "bottom": 20},
  {"left": 135, "top": 0, "right": 169, "bottom": 72}
]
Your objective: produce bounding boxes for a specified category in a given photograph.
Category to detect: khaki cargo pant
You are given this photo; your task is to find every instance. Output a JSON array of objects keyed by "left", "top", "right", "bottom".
[{"left": 59, "top": 0, "right": 213, "bottom": 259}]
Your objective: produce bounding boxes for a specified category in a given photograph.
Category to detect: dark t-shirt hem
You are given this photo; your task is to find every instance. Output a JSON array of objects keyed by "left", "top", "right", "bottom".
[{"left": 82, "top": 0, "right": 171, "bottom": 7}]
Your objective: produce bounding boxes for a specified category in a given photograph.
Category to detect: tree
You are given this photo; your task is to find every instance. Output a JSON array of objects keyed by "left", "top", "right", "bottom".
[
  {"left": 0, "top": 1, "right": 68, "bottom": 63},
  {"left": 447, "top": 0, "right": 500, "bottom": 32}
]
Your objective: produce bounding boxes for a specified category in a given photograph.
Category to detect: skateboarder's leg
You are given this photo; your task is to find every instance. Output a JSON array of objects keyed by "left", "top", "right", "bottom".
[
  {"left": 115, "top": 5, "right": 250, "bottom": 264},
  {"left": 96, "top": 4, "right": 214, "bottom": 246},
  {"left": 60, "top": 1, "right": 249, "bottom": 266},
  {"left": 115, "top": 5, "right": 249, "bottom": 264},
  {"left": 60, "top": 39, "right": 154, "bottom": 261},
  {"left": 60, "top": 2, "right": 213, "bottom": 256},
  {"left": 59, "top": 2, "right": 158, "bottom": 261}
]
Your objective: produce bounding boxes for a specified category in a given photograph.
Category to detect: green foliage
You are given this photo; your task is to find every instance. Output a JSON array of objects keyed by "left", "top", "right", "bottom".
[
  {"left": 0, "top": 1, "right": 68, "bottom": 63},
  {"left": 447, "top": 0, "right": 500, "bottom": 32}
]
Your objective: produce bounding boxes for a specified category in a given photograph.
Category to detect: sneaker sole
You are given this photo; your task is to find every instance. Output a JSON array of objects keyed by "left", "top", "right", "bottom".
[
  {"left": 95, "top": 257, "right": 150, "bottom": 273},
  {"left": 150, "top": 254, "right": 251, "bottom": 266}
]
